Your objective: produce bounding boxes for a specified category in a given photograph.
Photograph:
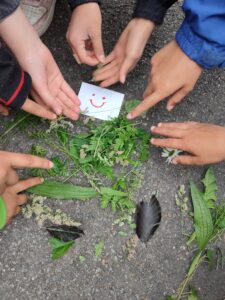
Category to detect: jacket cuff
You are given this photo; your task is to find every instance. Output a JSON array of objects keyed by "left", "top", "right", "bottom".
[
  {"left": 67, "top": 0, "right": 101, "bottom": 10},
  {"left": 176, "top": 20, "right": 225, "bottom": 69},
  {"left": 0, "top": 0, "right": 20, "bottom": 21},
  {"left": 133, "top": 0, "right": 177, "bottom": 25},
  {"left": 0, "top": 71, "right": 31, "bottom": 109}
]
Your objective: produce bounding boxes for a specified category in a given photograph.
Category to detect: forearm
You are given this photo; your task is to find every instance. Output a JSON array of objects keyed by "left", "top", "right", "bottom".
[
  {"left": 0, "top": 6, "right": 42, "bottom": 63},
  {"left": 133, "top": 0, "right": 177, "bottom": 25}
]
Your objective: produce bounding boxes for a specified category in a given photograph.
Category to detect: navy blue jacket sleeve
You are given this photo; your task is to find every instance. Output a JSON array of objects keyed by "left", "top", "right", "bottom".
[
  {"left": 176, "top": 0, "right": 225, "bottom": 69},
  {"left": 67, "top": 0, "right": 101, "bottom": 10},
  {"left": 133, "top": 0, "right": 177, "bottom": 25}
]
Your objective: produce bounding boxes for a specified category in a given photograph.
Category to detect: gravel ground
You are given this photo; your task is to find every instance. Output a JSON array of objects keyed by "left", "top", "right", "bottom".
[{"left": 0, "top": 1, "right": 225, "bottom": 299}]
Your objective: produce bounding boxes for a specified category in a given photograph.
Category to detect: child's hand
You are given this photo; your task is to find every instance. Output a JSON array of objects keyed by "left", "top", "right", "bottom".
[
  {"left": 150, "top": 122, "right": 225, "bottom": 165},
  {"left": 0, "top": 151, "right": 53, "bottom": 194},
  {"left": 21, "top": 98, "right": 57, "bottom": 120},
  {"left": 20, "top": 44, "right": 81, "bottom": 120},
  {"left": 2, "top": 177, "right": 44, "bottom": 225},
  {"left": 66, "top": 3, "right": 105, "bottom": 66},
  {"left": 0, "top": 7, "right": 80, "bottom": 120},
  {"left": 127, "top": 40, "right": 202, "bottom": 119},
  {"left": 92, "top": 18, "right": 154, "bottom": 87}
]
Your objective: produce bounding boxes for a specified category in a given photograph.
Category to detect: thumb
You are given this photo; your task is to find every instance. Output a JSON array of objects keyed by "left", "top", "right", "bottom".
[
  {"left": 119, "top": 56, "right": 136, "bottom": 84},
  {"left": 91, "top": 32, "right": 105, "bottom": 63}
]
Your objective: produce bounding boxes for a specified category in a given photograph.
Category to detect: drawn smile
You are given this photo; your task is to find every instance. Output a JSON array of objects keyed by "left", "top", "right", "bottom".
[
  {"left": 89, "top": 94, "right": 107, "bottom": 108},
  {"left": 90, "top": 99, "right": 106, "bottom": 108}
]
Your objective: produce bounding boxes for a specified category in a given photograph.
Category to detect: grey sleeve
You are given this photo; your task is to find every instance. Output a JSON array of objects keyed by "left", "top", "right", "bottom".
[{"left": 0, "top": 0, "right": 20, "bottom": 22}]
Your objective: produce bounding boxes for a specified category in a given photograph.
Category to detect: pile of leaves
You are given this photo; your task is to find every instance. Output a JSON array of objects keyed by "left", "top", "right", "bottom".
[
  {"left": 27, "top": 115, "right": 150, "bottom": 214},
  {"left": 168, "top": 168, "right": 225, "bottom": 300}
]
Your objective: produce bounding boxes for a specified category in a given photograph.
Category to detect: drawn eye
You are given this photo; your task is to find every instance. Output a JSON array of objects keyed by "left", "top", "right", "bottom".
[
  {"left": 92, "top": 93, "right": 95, "bottom": 96},
  {"left": 102, "top": 97, "right": 106, "bottom": 100}
]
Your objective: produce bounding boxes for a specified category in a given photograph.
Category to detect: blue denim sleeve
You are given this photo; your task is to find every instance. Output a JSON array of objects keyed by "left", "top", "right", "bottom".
[{"left": 175, "top": 0, "right": 225, "bottom": 69}]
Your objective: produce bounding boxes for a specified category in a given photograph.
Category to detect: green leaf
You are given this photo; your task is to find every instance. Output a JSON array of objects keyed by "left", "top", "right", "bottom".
[
  {"left": 202, "top": 168, "right": 217, "bottom": 208},
  {"left": 79, "top": 255, "right": 86, "bottom": 263},
  {"left": 57, "top": 128, "right": 69, "bottom": 146},
  {"left": 207, "top": 248, "right": 217, "bottom": 271},
  {"left": 48, "top": 157, "right": 66, "bottom": 176},
  {"left": 95, "top": 240, "right": 104, "bottom": 257},
  {"left": 124, "top": 99, "right": 142, "bottom": 113},
  {"left": 188, "top": 286, "right": 199, "bottom": 300},
  {"left": 190, "top": 182, "right": 213, "bottom": 250},
  {"left": 166, "top": 296, "right": 174, "bottom": 300},
  {"left": 49, "top": 238, "right": 74, "bottom": 260},
  {"left": 27, "top": 180, "right": 99, "bottom": 200},
  {"left": 100, "top": 187, "right": 127, "bottom": 197}
]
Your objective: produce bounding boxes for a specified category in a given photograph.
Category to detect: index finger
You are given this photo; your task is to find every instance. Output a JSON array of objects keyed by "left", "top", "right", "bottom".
[
  {"left": 5, "top": 152, "right": 53, "bottom": 169},
  {"left": 127, "top": 92, "right": 161, "bottom": 119}
]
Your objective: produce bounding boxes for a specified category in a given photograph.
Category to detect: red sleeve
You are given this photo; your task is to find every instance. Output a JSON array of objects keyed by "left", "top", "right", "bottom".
[{"left": 0, "top": 43, "right": 32, "bottom": 109}]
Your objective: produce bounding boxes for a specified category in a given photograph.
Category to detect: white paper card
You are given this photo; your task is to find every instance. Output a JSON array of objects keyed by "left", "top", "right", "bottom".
[{"left": 78, "top": 82, "right": 124, "bottom": 120}]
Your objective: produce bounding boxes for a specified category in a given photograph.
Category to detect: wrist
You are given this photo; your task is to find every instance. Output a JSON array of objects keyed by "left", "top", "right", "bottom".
[
  {"left": 0, "top": 196, "right": 7, "bottom": 230},
  {"left": 69, "top": 1, "right": 100, "bottom": 11},
  {"left": 132, "top": 18, "right": 155, "bottom": 32}
]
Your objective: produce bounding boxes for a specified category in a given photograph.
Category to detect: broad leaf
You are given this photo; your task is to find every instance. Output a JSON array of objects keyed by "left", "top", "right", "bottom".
[
  {"left": 49, "top": 238, "right": 74, "bottom": 260},
  {"left": 190, "top": 182, "right": 213, "bottom": 250}
]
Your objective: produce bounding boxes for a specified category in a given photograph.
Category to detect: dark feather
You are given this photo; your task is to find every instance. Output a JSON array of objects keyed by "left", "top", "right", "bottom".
[
  {"left": 46, "top": 225, "right": 84, "bottom": 242},
  {"left": 136, "top": 195, "right": 161, "bottom": 242}
]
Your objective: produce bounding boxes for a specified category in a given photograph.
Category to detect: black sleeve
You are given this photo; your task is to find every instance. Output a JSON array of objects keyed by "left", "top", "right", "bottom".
[
  {"left": 67, "top": 0, "right": 101, "bottom": 10},
  {"left": 133, "top": 0, "right": 178, "bottom": 25},
  {"left": 0, "top": 0, "right": 20, "bottom": 21},
  {"left": 0, "top": 44, "right": 32, "bottom": 109}
]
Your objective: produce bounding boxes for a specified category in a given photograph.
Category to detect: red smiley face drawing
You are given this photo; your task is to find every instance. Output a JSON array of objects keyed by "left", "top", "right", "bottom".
[{"left": 89, "top": 93, "right": 107, "bottom": 108}]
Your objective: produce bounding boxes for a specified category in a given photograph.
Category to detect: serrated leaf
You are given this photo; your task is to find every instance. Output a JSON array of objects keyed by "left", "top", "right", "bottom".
[
  {"left": 57, "top": 128, "right": 69, "bottom": 145},
  {"left": 190, "top": 182, "right": 213, "bottom": 250},
  {"left": 202, "top": 168, "right": 217, "bottom": 208}
]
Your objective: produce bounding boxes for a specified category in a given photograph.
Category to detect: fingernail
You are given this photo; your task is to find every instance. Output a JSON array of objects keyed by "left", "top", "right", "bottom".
[
  {"left": 51, "top": 113, "right": 57, "bottom": 119},
  {"left": 55, "top": 108, "right": 62, "bottom": 115},
  {"left": 167, "top": 105, "right": 174, "bottom": 111},
  {"left": 126, "top": 113, "right": 133, "bottom": 120},
  {"left": 158, "top": 123, "right": 162, "bottom": 127},
  {"left": 40, "top": 178, "right": 44, "bottom": 183},
  {"left": 120, "top": 76, "right": 126, "bottom": 84},
  {"left": 150, "top": 138, "right": 155, "bottom": 144},
  {"left": 151, "top": 126, "right": 155, "bottom": 131},
  {"left": 99, "top": 56, "right": 105, "bottom": 64},
  {"left": 49, "top": 161, "right": 54, "bottom": 168},
  {"left": 172, "top": 159, "right": 178, "bottom": 165},
  {"left": 73, "top": 53, "right": 81, "bottom": 65}
]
